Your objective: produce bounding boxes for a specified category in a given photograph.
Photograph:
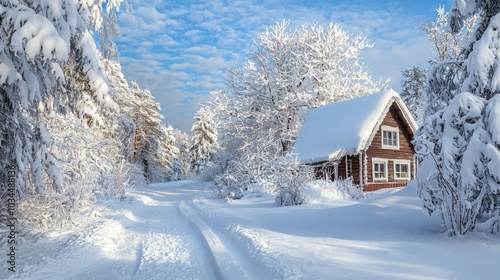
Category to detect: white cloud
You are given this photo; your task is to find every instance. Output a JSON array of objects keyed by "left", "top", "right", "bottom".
[{"left": 115, "top": 0, "right": 440, "bottom": 133}]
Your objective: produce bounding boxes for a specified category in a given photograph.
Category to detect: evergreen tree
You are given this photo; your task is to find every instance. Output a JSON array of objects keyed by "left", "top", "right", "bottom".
[
  {"left": 400, "top": 66, "right": 427, "bottom": 125},
  {"left": 0, "top": 0, "right": 125, "bottom": 229},
  {"left": 0, "top": 1, "right": 120, "bottom": 192},
  {"left": 171, "top": 128, "right": 191, "bottom": 181},
  {"left": 191, "top": 107, "right": 218, "bottom": 175},
  {"left": 130, "top": 82, "right": 172, "bottom": 183},
  {"left": 416, "top": 1, "right": 500, "bottom": 235},
  {"left": 159, "top": 125, "right": 181, "bottom": 181}
]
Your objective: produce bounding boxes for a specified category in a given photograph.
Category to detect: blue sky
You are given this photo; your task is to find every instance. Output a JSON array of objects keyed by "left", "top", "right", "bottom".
[{"left": 114, "top": 0, "right": 454, "bottom": 133}]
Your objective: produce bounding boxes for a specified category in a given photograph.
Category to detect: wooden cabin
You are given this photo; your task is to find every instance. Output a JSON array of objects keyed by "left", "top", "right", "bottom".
[{"left": 293, "top": 89, "right": 418, "bottom": 191}]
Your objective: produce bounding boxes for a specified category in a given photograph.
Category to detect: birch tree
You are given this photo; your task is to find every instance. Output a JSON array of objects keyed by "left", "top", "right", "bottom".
[
  {"left": 210, "top": 20, "right": 384, "bottom": 198},
  {"left": 422, "top": 5, "right": 478, "bottom": 117}
]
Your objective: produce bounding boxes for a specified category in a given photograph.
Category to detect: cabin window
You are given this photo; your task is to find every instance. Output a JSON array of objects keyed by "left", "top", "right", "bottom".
[
  {"left": 381, "top": 125, "right": 399, "bottom": 150},
  {"left": 394, "top": 161, "right": 410, "bottom": 180},
  {"left": 372, "top": 159, "right": 388, "bottom": 181}
]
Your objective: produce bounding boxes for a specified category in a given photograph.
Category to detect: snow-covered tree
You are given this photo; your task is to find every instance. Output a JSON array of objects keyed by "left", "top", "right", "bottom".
[
  {"left": 422, "top": 5, "right": 478, "bottom": 118},
  {"left": 421, "top": 6, "right": 475, "bottom": 63},
  {"left": 102, "top": 59, "right": 181, "bottom": 184},
  {"left": 210, "top": 20, "right": 384, "bottom": 198},
  {"left": 0, "top": 1, "right": 123, "bottom": 212},
  {"left": 415, "top": 1, "right": 500, "bottom": 235},
  {"left": 99, "top": 10, "right": 122, "bottom": 61},
  {"left": 129, "top": 82, "right": 175, "bottom": 183},
  {"left": 157, "top": 125, "right": 180, "bottom": 181},
  {"left": 171, "top": 128, "right": 191, "bottom": 181},
  {"left": 191, "top": 107, "right": 218, "bottom": 175},
  {"left": 416, "top": 91, "right": 500, "bottom": 235},
  {"left": 450, "top": 1, "right": 500, "bottom": 100},
  {"left": 400, "top": 66, "right": 427, "bottom": 125}
]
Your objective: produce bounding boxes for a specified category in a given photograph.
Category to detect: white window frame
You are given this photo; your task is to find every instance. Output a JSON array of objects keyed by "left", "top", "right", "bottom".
[
  {"left": 394, "top": 160, "right": 411, "bottom": 180},
  {"left": 372, "top": 158, "right": 388, "bottom": 181},
  {"left": 381, "top": 125, "right": 400, "bottom": 150}
]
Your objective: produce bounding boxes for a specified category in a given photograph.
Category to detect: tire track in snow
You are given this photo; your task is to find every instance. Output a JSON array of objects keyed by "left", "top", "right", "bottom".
[
  {"left": 5, "top": 185, "right": 216, "bottom": 280},
  {"left": 179, "top": 201, "right": 275, "bottom": 280},
  {"left": 125, "top": 190, "right": 215, "bottom": 280},
  {"left": 127, "top": 243, "right": 143, "bottom": 280}
]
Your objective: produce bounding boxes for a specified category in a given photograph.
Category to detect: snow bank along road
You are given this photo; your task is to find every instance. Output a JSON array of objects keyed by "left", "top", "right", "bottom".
[{"left": 1, "top": 180, "right": 267, "bottom": 280}]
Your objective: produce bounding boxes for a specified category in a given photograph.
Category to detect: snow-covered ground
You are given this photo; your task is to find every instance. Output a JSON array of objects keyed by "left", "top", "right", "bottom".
[{"left": 2, "top": 180, "right": 500, "bottom": 279}]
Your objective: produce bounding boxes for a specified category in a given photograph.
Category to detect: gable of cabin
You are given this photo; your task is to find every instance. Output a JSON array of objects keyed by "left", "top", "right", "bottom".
[{"left": 363, "top": 101, "right": 416, "bottom": 191}]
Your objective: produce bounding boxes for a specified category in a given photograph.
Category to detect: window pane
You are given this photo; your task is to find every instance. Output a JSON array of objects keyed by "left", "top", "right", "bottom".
[
  {"left": 395, "top": 163, "right": 409, "bottom": 178},
  {"left": 382, "top": 130, "right": 398, "bottom": 147}
]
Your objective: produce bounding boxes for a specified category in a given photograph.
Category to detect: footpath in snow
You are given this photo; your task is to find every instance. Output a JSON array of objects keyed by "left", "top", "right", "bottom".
[{"left": 2, "top": 180, "right": 500, "bottom": 279}]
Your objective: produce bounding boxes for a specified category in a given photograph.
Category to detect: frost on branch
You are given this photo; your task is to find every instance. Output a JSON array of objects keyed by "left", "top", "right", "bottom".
[{"left": 420, "top": 5, "right": 477, "bottom": 119}]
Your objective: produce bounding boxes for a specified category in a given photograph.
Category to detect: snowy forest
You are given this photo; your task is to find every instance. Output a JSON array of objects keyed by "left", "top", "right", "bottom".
[{"left": 2, "top": 0, "right": 500, "bottom": 243}]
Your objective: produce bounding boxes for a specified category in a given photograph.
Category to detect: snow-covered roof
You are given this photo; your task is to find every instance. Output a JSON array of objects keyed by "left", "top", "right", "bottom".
[{"left": 293, "top": 89, "right": 418, "bottom": 163}]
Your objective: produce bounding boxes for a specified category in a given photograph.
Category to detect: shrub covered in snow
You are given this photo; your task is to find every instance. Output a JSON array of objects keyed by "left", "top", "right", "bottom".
[
  {"left": 273, "top": 158, "right": 314, "bottom": 206},
  {"left": 213, "top": 170, "right": 248, "bottom": 200},
  {"left": 275, "top": 169, "right": 311, "bottom": 206},
  {"left": 301, "top": 178, "right": 366, "bottom": 204}
]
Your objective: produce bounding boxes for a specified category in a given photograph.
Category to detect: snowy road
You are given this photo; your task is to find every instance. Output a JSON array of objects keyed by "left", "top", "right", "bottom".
[
  {"left": 4, "top": 181, "right": 500, "bottom": 280},
  {"left": 2, "top": 181, "right": 248, "bottom": 280}
]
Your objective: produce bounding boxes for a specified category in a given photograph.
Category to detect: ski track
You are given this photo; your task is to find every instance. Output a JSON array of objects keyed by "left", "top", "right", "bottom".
[{"left": 0, "top": 182, "right": 217, "bottom": 280}]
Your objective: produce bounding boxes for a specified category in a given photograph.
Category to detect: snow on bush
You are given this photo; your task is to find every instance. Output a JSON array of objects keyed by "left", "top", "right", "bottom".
[
  {"left": 274, "top": 163, "right": 312, "bottom": 206},
  {"left": 212, "top": 155, "right": 365, "bottom": 206},
  {"left": 301, "top": 178, "right": 366, "bottom": 204},
  {"left": 213, "top": 170, "right": 247, "bottom": 200}
]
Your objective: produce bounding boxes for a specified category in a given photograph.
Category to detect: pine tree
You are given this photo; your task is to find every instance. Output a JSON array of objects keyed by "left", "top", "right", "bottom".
[
  {"left": 191, "top": 107, "right": 218, "bottom": 175},
  {"left": 416, "top": 93, "right": 488, "bottom": 235},
  {"left": 0, "top": 1, "right": 122, "bottom": 195},
  {"left": 171, "top": 128, "right": 191, "bottom": 181},
  {"left": 129, "top": 82, "right": 177, "bottom": 183},
  {"left": 159, "top": 125, "right": 181, "bottom": 181},
  {"left": 400, "top": 66, "right": 427, "bottom": 125},
  {"left": 415, "top": 1, "right": 500, "bottom": 235}
]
